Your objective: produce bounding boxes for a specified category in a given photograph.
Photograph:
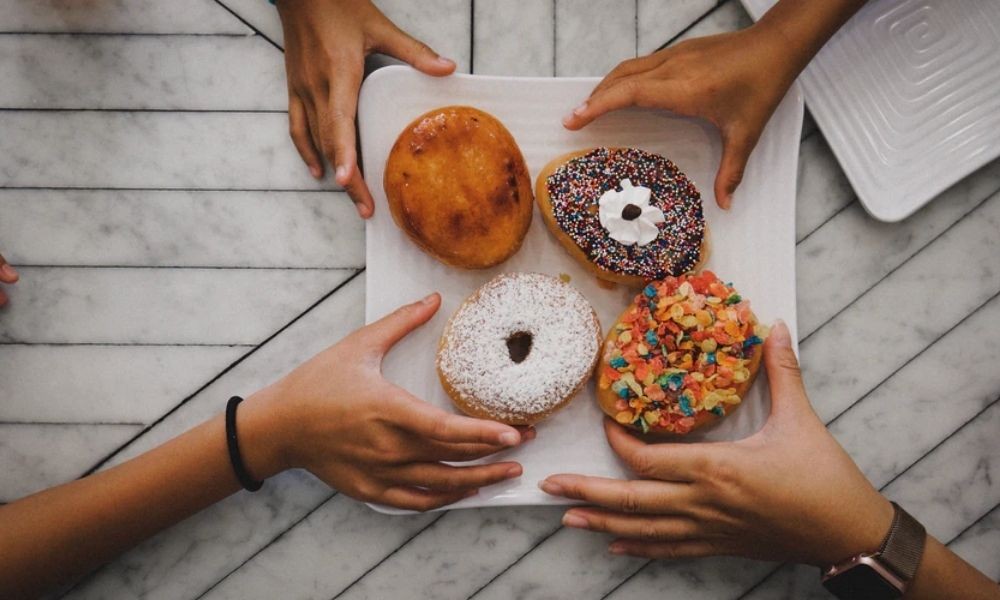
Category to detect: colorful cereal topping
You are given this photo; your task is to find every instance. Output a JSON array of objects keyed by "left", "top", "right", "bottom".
[
  {"left": 598, "top": 271, "right": 769, "bottom": 434},
  {"left": 546, "top": 147, "right": 705, "bottom": 279}
]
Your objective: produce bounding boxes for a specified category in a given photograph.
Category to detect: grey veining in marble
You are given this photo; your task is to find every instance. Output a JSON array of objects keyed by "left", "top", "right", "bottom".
[
  {"left": 0, "top": 189, "right": 364, "bottom": 268},
  {"left": 62, "top": 276, "right": 366, "bottom": 599},
  {"left": 0, "top": 267, "right": 354, "bottom": 344},
  {"left": 0, "top": 0, "right": 249, "bottom": 34},
  {"left": 3, "top": 1, "right": 998, "bottom": 598},
  {"left": 800, "top": 193, "right": 1000, "bottom": 422},
  {"left": 637, "top": 0, "right": 717, "bottom": 54},
  {"left": 473, "top": 0, "right": 554, "bottom": 76},
  {"left": 0, "top": 344, "right": 245, "bottom": 423},
  {"left": 555, "top": 0, "right": 637, "bottom": 77},
  {"left": 0, "top": 112, "right": 332, "bottom": 190},
  {"left": 797, "top": 160, "right": 1000, "bottom": 336},
  {"left": 0, "top": 423, "right": 142, "bottom": 501},
  {"left": 0, "top": 35, "right": 285, "bottom": 110}
]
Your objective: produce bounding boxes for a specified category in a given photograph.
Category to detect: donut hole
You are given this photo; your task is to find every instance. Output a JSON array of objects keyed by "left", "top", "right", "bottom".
[{"left": 505, "top": 331, "right": 533, "bottom": 364}]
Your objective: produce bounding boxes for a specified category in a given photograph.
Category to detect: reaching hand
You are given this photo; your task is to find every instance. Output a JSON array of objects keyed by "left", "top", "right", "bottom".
[
  {"left": 540, "top": 320, "right": 894, "bottom": 566},
  {"left": 0, "top": 252, "right": 18, "bottom": 307},
  {"left": 243, "top": 293, "right": 530, "bottom": 512},
  {"left": 562, "top": 26, "right": 798, "bottom": 210},
  {"left": 277, "top": 0, "right": 456, "bottom": 218}
]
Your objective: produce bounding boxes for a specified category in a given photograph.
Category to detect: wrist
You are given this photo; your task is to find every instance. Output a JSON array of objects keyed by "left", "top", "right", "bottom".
[
  {"left": 820, "top": 492, "right": 896, "bottom": 567},
  {"left": 236, "top": 386, "right": 295, "bottom": 481}
]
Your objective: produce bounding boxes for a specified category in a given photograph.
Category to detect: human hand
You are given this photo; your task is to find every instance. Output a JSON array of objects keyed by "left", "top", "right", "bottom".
[
  {"left": 278, "top": 0, "right": 456, "bottom": 218},
  {"left": 242, "top": 293, "right": 530, "bottom": 511},
  {"left": 0, "top": 252, "right": 18, "bottom": 307},
  {"left": 562, "top": 25, "right": 799, "bottom": 209},
  {"left": 539, "top": 320, "right": 895, "bottom": 566}
]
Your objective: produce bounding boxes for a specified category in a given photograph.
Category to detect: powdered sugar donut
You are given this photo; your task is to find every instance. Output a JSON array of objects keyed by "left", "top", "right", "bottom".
[{"left": 437, "top": 272, "right": 602, "bottom": 425}]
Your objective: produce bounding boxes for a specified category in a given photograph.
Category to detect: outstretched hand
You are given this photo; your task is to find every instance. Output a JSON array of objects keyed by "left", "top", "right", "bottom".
[
  {"left": 244, "top": 293, "right": 530, "bottom": 512},
  {"left": 0, "top": 252, "right": 18, "bottom": 307},
  {"left": 562, "top": 26, "right": 798, "bottom": 209},
  {"left": 278, "top": 0, "right": 456, "bottom": 218},
  {"left": 540, "top": 321, "right": 894, "bottom": 566}
]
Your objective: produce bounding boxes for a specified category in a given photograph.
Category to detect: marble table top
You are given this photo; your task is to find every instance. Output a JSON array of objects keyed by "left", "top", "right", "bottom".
[{"left": 0, "top": 1, "right": 996, "bottom": 598}]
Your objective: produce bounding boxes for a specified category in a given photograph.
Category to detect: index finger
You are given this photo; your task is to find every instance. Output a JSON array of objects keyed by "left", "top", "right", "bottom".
[
  {"left": 540, "top": 474, "right": 696, "bottom": 515},
  {"left": 604, "top": 418, "right": 722, "bottom": 482},
  {"left": 0, "top": 253, "right": 19, "bottom": 284},
  {"left": 395, "top": 391, "right": 522, "bottom": 447}
]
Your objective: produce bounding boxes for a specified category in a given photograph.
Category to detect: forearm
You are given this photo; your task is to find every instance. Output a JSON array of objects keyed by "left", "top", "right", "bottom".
[
  {"left": 0, "top": 390, "right": 284, "bottom": 598},
  {"left": 905, "top": 535, "right": 1000, "bottom": 599},
  {"left": 755, "top": 0, "right": 867, "bottom": 77}
]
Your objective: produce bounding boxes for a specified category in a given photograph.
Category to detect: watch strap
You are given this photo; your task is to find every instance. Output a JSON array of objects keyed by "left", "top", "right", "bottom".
[{"left": 878, "top": 502, "right": 926, "bottom": 582}]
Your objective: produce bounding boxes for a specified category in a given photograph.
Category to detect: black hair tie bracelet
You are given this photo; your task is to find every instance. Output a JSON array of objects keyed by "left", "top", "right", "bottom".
[{"left": 225, "top": 396, "right": 264, "bottom": 492}]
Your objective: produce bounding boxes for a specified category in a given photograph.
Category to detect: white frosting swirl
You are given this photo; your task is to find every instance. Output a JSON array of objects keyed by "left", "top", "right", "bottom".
[{"left": 597, "top": 179, "right": 665, "bottom": 246}]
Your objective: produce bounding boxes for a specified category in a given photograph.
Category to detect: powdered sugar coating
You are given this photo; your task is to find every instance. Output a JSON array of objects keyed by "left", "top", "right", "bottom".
[{"left": 437, "top": 272, "right": 601, "bottom": 422}]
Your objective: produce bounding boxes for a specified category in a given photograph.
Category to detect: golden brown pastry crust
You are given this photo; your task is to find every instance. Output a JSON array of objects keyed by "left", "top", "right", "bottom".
[
  {"left": 384, "top": 106, "right": 533, "bottom": 269},
  {"left": 535, "top": 148, "right": 709, "bottom": 288}
]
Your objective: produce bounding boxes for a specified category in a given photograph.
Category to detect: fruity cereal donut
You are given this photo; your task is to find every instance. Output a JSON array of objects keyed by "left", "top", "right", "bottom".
[
  {"left": 596, "top": 271, "right": 768, "bottom": 435},
  {"left": 536, "top": 147, "right": 708, "bottom": 287}
]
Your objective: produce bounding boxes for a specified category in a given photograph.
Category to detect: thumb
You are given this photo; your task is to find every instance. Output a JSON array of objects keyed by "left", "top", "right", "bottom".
[
  {"left": 714, "top": 128, "right": 756, "bottom": 210},
  {"left": 361, "top": 292, "right": 441, "bottom": 356},
  {"left": 762, "top": 319, "right": 812, "bottom": 418},
  {"left": 373, "top": 19, "right": 455, "bottom": 76}
]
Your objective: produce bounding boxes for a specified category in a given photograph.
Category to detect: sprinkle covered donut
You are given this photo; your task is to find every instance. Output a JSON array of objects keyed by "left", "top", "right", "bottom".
[
  {"left": 597, "top": 271, "right": 768, "bottom": 435},
  {"left": 437, "top": 272, "right": 602, "bottom": 425},
  {"left": 535, "top": 147, "right": 708, "bottom": 287}
]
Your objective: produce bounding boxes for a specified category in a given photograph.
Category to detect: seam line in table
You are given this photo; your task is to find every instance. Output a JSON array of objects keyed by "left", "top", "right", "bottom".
[
  {"left": 0, "top": 342, "right": 256, "bottom": 348},
  {"left": 731, "top": 394, "right": 1000, "bottom": 600},
  {"left": 328, "top": 513, "right": 450, "bottom": 600},
  {"left": 8, "top": 265, "right": 358, "bottom": 271},
  {"left": 0, "top": 107, "right": 286, "bottom": 114},
  {"left": 945, "top": 501, "right": 1000, "bottom": 546},
  {"left": 798, "top": 185, "right": 1000, "bottom": 343},
  {"left": 0, "top": 420, "right": 144, "bottom": 427},
  {"left": 823, "top": 290, "right": 1000, "bottom": 429},
  {"left": 654, "top": 0, "right": 727, "bottom": 52},
  {"left": 0, "top": 32, "right": 255, "bottom": 37},
  {"left": 0, "top": 186, "right": 342, "bottom": 193},
  {"left": 552, "top": 0, "right": 557, "bottom": 77},
  {"left": 78, "top": 268, "right": 364, "bottom": 478},
  {"left": 464, "top": 525, "right": 563, "bottom": 600},
  {"left": 189, "top": 491, "right": 340, "bottom": 600},
  {"left": 211, "top": 0, "right": 281, "bottom": 51},
  {"left": 469, "top": 0, "right": 475, "bottom": 74}
]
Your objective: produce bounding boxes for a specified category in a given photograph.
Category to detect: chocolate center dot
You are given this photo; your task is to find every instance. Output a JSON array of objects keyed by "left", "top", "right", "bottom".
[
  {"left": 621, "top": 204, "right": 642, "bottom": 221},
  {"left": 505, "top": 331, "right": 533, "bottom": 363}
]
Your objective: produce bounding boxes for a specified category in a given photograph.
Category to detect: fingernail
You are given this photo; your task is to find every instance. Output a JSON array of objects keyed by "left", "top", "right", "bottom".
[
  {"left": 499, "top": 431, "right": 520, "bottom": 447},
  {"left": 335, "top": 164, "right": 348, "bottom": 182},
  {"left": 608, "top": 543, "right": 626, "bottom": 555},
  {"left": 435, "top": 56, "right": 456, "bottom": 68},
  {"left": 310, "top": 165, "right": 322, "bottom": 179},
  {"left": 770, "top": 319, "right": 790, "bottom": 347},
  {"left": 538, "top": 480, "right": 563, "bottom": 496},
  {"left": 522, "top": 428, "right": 537, "bottom": 442},
  {"left": 421, "top": 292, "right": 437, "bottom": 305},
  {"left": 573, "top": 100, "right": 588, "bottom": 115},
  {"left": 506, "top": 465, "right": 523, "bottom": 479},
  {"left": 562, "top": 511, "right": 588, "bottom": 529},
  {"left": 0, "top": 264, "right": 16, "bottom": 279}
]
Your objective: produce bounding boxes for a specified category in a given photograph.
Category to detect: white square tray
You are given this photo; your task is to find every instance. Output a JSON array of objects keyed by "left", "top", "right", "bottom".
[
  {"left": 742, "top": 0, "right": 1000, "bottom": 222},
  {"left": 358, "top": 66, "right": 801, "bottom": 512}
]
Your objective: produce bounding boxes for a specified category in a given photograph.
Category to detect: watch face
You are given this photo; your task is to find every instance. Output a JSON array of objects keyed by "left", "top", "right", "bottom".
[{"left": 823, "top": 564, "right": 903, "bottom": 600}]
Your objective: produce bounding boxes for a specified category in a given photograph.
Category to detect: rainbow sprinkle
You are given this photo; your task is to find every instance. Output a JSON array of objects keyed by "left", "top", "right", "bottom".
[
  {"left": 546, "top": 147, "right": 705, "bottom": 279},
  {"left": 598, "top": 271, "right": 769, "bottom": 435}
]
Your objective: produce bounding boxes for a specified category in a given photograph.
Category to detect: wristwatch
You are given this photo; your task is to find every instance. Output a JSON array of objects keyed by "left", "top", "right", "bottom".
[{"left": 821, "top": 502, "right": 927, "bottom": 600}]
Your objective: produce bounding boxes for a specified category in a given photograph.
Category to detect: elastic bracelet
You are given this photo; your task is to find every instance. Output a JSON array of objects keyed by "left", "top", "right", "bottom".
[{"left": 225, "top": 396, "right": 264, "bottom": 492}]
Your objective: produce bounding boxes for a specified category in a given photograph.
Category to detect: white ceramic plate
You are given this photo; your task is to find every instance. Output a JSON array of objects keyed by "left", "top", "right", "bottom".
[
  {"left": 358, "top": 66, "right": 801, "bottom": 512},
  {"left": 742, "top": 0, "right": 1000, "bottom": 222}
]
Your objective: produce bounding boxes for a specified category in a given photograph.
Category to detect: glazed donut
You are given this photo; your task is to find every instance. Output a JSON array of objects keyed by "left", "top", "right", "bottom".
[
  {"left": 437, "top": 272, "right": 602, "bottom": 425},
  {"left": 384, "top": 106, "right": 533, "bottom": 269},
  {"left": 596, "top": 271, "right": 767, "bottom": 435},
  {"left": 536, "top": 147, "right": 708, "bottom": 287}
]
